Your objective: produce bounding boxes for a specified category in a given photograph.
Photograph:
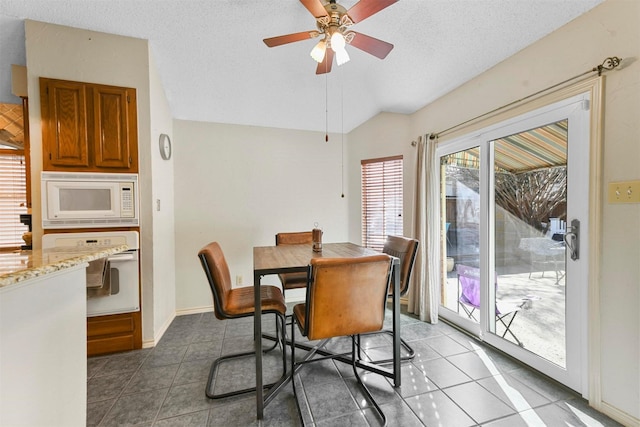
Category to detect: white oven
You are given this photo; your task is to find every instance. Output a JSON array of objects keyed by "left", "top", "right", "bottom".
[
  {"left": 42, "top": 231, "right": 139, "bottom": 317},
  {"left": 41, "top": 171, "right": 139, "bottom": 229}
]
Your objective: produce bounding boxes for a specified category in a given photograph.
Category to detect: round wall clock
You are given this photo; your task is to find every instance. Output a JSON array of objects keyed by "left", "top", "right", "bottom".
[{"left": 159, "top": 133, "right": 172, "bottom": 160}]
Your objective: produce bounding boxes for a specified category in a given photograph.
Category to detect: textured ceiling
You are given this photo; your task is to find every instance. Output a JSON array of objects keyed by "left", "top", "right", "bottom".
[{"left": 0, "top": 0, "right": 603, "bottom": 133}]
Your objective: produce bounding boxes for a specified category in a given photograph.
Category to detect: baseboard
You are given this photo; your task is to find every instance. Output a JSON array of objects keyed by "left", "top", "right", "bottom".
[
  {"left": 597, "top": 401, "right": 640, "bottom": 427},
  {"left": 176, "top": 305, "right": 214, "bottom": 316}
]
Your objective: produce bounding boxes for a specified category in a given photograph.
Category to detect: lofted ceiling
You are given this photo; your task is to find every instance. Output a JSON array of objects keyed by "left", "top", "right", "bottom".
[{"left": 0, "top": 0, "right": 603, "bottom": 134}]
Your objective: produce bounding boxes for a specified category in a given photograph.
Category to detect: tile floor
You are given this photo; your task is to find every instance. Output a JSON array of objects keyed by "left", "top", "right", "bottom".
[{"left": 87, "top": 307, "right": 623, "bottom": 426}]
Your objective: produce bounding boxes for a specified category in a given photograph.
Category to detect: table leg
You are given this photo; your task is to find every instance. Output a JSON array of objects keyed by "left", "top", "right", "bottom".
[
  {"left": 391, "top": 259, "right": 401, "bottom": 387},
  {"left": 254, "top": 271, "right": 263, "bottom": 419}
]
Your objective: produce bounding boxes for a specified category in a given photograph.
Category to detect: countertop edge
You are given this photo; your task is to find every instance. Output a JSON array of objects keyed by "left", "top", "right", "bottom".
[{"left": 0, "top": 244, "right": 129, "bottom": 289}]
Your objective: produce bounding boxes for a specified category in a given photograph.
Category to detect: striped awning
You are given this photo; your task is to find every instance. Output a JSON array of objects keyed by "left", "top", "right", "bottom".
[{"left": 442, "top": 120, "right": 568, "bottom": 174}]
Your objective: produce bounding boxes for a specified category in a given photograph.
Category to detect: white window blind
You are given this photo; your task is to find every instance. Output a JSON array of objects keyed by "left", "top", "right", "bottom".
[
  {"left": 361, "top": 155, "right": 403, "bottom": 251},
  {"left": 0, "top": 149, "right": 27, "bottom": 249}
]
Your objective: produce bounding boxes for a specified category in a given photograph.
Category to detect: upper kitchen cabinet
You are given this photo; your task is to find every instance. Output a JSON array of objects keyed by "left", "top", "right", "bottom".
[{"left": 40, "top": 78, "right": 138, "bottom": 172}]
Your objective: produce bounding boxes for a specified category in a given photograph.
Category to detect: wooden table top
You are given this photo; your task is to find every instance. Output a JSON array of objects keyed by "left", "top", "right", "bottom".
[{"left": 253, "top": 242, "right": 380, "bottom": 276}]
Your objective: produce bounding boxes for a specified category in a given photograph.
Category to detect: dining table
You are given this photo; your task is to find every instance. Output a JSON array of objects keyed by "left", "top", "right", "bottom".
[{"left": 252, "top": 242, "right": 401, "bottom": 419}]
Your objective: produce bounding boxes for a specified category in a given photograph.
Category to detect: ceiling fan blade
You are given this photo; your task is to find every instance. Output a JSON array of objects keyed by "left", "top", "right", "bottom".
[
  {"left": 263, "top": 31, "right": 317, "bottom": 47},
  {"left": 300, "top": 0, "right": 329, "bottom": 18},
  {"left": 316, "top": 49, "right": 334, "bottom": 74},
  {"left": 348, "top": 31, "right": 394, "bottom": 59},
  {"left": 347, "top": 0, "right": 399, "bottom": 23}
]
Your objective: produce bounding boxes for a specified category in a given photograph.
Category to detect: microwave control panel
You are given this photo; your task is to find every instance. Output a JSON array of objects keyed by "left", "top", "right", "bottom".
[{"left": 120, "top": 183, "right": 135, "bottom": 218}]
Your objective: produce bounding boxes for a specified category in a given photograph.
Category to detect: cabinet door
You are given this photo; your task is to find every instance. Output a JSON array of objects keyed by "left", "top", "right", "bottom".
[
  {"left": 41, "top": 78, "right": 90, "bottom": 168},
  {"left": 92, "top": 85, "right": 132, "bottom": 169}
]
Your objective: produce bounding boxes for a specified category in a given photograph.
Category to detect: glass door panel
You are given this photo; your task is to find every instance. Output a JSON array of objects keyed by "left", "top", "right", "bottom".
[
  {"left": 440, "top": 148, "right": 481, "bottom": 326},
  {"left": 491, "top": 120, "right": 568, "bottom": 367}
]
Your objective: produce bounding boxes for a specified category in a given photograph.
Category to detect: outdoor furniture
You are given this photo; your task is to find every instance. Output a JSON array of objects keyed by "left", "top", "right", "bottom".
[
  {"left": 518, "top": 237, "right": 566, "bottom": 285},
  {"left": 457, "top": 264, "right": 527, "bottom": 347}
]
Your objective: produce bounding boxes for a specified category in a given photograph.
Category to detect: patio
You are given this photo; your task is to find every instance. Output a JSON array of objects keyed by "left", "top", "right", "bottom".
[{"left": 442, "top": 263, "right": 566, "bottom": 368}]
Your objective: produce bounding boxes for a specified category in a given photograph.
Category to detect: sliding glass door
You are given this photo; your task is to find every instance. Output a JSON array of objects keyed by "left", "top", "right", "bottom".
[{"left": 438, "top": 93, "right": 591, "bottom": 393}]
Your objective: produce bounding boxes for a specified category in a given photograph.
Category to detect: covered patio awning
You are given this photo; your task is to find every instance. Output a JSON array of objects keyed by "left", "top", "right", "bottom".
[{"left": 441, "top": 120, "right": 568, "bottom": 174}]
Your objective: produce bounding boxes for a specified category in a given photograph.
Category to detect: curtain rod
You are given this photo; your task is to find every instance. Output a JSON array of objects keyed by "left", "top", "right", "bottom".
[{"left": 427, "top": 56, "right": 622, "bottom": 140}]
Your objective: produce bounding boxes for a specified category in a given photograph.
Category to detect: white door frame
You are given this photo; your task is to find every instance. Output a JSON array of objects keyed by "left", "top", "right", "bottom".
[{"left": 436, "top": 77, "right": 604, "bottom": 399}]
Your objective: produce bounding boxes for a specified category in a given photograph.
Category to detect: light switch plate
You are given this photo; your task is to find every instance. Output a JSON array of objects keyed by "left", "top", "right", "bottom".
[{"left": 608, "top": 180, "right": 640, "bottom": 203}]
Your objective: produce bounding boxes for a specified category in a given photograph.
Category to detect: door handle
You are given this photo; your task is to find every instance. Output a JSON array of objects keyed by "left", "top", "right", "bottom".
[{"left": 564, "top": 219, "right": 580, "bottom": 261}]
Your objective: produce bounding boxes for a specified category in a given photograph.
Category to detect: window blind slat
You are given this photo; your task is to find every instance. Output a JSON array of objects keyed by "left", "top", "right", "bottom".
[
  {"left": 361, "top": 156, "right": 403, "bottom": 252},
  {"left": 0, "top": 150, "right": 28, "bottom": 248}
]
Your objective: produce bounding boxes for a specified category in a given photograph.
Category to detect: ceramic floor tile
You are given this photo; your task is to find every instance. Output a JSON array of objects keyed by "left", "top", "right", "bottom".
[
  {"left": 405, "top": 390, "right": 476, "bottom": 427},
  {"left": 443, "top": 381, "right": 515, "bottom": 424},
  {"left": 301, "top": 376, "right": 361, "bottom": 422},
  {"left": 154, "top": 409, "right": 210, "bottom": 427},
  {"left": 158, "top": 381, "right": 216, "bottom": 419},
  {"left": 392, "top": 362, "right": 439, "bottom": 398},
  {"left": 123, "top": 363, "right": 179, "bottom": 394},
  {"left": 87, "top": 372, "right": 132, "bottom": 403},
  {"left": 414, "top": 356, "right": 472, "bottom": 389},
  {"left": 477, "top": 373, "right": 551, "bottom": 411},
  {"left": 425, "top": 334, "right": 471, "bottom": 357},
  {"left": 84, "top": 311, "right": 623, "bottom": 427},
  {"left": 86, "top": 398, "right": 116, "bottom": 426},
  {"left": 100, "top": 387, "right": 168, "bottom": 427},
  {"left": 447, "top": 350, "right": 501, "bottom": 380},
  {"left": 206, "top": 397, "right": 260, "bottom": 427}
]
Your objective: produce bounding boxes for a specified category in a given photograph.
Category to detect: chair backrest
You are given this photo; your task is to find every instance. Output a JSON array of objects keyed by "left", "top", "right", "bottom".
[
  {"left": 382, "top": 235, "right": 419, "bottom": 296},
  {"left": 456, "top": 264, "right": 481, "bottom": 308},
  {"left": 198, "top": 242, "right": 233, "bottom": 320},
  {"left": 275, "top": 231, "right": 313, "bottom": 245},
  {"left": 303, "top": 255, "right": 392, "bottom": 341}
]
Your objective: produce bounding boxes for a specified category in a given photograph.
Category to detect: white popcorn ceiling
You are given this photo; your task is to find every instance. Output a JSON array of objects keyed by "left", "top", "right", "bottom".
[{"left": 0, "top": 0, "right": 603, "bottom": 133}]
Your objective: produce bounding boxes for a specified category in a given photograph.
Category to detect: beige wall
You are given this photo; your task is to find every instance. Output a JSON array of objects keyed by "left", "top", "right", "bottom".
[
  {"left": 173, "top": 120, "right": 348, "bottom": 311},
  {"left": 347, "top": 0, "right": 639, "bottom": 423},
  {"left": 24, "top": 20, "right": 175, "bottom": 345}
]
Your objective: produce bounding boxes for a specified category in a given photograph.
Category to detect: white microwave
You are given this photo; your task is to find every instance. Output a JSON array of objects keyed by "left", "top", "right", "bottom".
[{"left": 42, "top": 172, "right": 139, "bottom": 229}]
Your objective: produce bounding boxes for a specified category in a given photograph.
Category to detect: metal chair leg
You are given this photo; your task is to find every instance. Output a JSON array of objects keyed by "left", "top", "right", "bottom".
[{"left": 206, "top": 313, "right": 287, "bottom": 399}]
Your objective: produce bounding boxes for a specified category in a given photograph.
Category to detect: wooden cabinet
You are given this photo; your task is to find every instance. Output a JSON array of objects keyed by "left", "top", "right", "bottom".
[
  {"left": 40, "top": 78, "right": 138, "bottom": 172},
  {"left": 87, "top": 311, "right": 142, "bottom": 356}
]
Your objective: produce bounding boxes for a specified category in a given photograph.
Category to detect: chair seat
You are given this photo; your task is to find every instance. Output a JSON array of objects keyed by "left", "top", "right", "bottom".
[
  {"left": 278, "top": 272, "right": 308, "bottom": 290},
  {"left": 223, "top": 285, "right": 286, "bottom": 317}
]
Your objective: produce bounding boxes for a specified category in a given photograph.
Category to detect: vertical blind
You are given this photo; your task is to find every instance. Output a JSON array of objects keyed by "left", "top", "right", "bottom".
[
  {"left": 361, "top": 155, "right": 403, "bottom": 251},
  {"left": 0, "top": 149, "right": 27, "bottom": 249}
]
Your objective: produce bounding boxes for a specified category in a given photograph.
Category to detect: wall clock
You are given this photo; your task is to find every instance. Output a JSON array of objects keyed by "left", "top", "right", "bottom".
[{"left": 159, "top": 133, "right": 172, "bottom": 160}]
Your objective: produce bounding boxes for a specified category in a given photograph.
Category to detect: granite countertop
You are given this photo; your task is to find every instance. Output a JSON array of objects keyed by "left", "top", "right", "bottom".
[{"left": 0, "top": 244, "right": 129, "bottom": 289}]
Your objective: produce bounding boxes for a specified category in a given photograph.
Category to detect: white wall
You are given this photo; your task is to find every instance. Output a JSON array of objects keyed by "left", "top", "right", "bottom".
[
  {"left": 347, "top": 0, "right": 639, "bottom": 424},
  {"left": 24, "top": 20, "right": 175, "bottom": 344},
  {"left": 148, "top": 50, "right": 176, "bottom": 344},
  {"left": 173, "top": 120, "right": 348, "bottom": 311}
]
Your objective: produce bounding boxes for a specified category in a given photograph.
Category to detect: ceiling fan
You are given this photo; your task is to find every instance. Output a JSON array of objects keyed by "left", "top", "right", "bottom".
[{"left": 263, "top": 0, "right": 399, "bottom": 74}]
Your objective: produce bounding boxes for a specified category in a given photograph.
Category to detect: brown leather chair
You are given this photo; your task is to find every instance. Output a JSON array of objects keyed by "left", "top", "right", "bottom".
[
  {"left": 290, "top": 255, "right": 393, "bottom": 426},
  {"left": 275, "top": 231, "right": 313, "bottom": 292},
  {"left": 198, "top": 241, "right": 287, "bottom": 399},
  {"left": 359, "top": 235, "right": 419, "bottom": 363}
]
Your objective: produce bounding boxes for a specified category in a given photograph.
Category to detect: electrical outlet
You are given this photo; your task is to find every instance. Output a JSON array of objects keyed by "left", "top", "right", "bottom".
[
  {"left": 236, "top": 275, "right": 243, "bottom": 286},
  {"left": 608, "top": 180, "right": 640, "bottom": 204}
]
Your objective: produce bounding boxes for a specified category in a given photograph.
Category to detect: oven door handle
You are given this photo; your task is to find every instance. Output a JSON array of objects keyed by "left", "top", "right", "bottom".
[{"left": 107, "top": 253, "right": 136, "bottom": 262}]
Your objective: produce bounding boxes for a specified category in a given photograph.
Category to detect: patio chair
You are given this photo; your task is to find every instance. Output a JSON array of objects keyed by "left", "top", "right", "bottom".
[
  {"left": 518, "top": 237, "right": 566, "bottom": 285},
  {"left": 456, "top": 264, "right": 527, "bottom": 347}
]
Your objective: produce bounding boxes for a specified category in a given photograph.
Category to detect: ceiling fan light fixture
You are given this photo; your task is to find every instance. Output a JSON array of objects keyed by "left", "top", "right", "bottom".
[
  {"left": 330, "top": 31, "right": 346, "bottom": 50},
  {"left": 335, "top": 47, "right": 350, "bottom": 66},
  {"left": 310, "top": 39, "right": 326, "bottom": 63}
]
